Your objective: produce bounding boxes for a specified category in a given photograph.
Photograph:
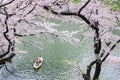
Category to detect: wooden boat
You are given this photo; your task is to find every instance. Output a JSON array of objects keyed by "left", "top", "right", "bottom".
[{"left": 34, "top": 56, "right": 43, "bottom": 71}]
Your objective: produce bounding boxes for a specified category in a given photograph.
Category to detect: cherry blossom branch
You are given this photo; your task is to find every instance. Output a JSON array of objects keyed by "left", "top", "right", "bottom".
[
  {"left": 0, "top": 53, "right": 15, "bottom": 65},
  {"left": 78, "top": 0, "right": 90, "bottom": 14},
  {"left": 102, "top": 39, "right": 120, "bottom": 62},
  {"left": 14, "top": 30, "right": 59, "bottom": 37},
  {"left": 93, "top": 60, "right": 102, "bottom": 80},
  {"left": 25, "top": 3, "right": 37, "bottom": 16},
  {"left": 0, "top": 7, "right": 15, "bottom": 61},
  {"left": 0, "top": 0, "right": 15, "bottom": 7},
  {"left": 0, "top": 7, "right": 16, "bottom": 65},
  {"left": 43, "top": 1, "right": 102, "bottom": 80},
  {"left": 44, "top": 0, "right": 97, "bottom": 30},
  {"left": 83, "top": 60, "right": 96, "bottom": 80},
  {"left": 43, "top": 6, "right": 77, "bottom": 15},
  {"left": 18, "top": 0, "right": 32, "bottom": 10},
  {"left": 0, "top": 7, "right": 11, "bottom": 58},
  {"left": 5, "top": 63, "right": 13, "bottom": 74},
  {"left": 14, "top": 32, "right": 43, "bottom": 37},
  {"left": 87, "top": 20, "right": 101, "bottom": 58},
  {"left": 43, "top": 0, "right": 97, "bottom": 30},
  {"left": 100, "top": 42, "right": 111, "bottom": 57}
]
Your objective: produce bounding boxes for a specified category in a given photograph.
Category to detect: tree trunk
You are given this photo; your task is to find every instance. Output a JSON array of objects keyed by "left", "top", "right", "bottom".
[{"left": 93, "top": 61, "right": 102, "bottom": 80}]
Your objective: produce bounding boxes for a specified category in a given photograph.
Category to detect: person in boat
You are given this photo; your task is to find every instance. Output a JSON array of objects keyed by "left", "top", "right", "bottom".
[{"left": 35, "top": 56, "right": 42, "bottom": 65}]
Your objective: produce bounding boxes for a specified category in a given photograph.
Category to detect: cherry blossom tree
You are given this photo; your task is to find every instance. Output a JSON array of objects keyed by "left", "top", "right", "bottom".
[
  {"left": 0, "top": 0, "right": 80, "bottom": 68},
  {"left": 0, "top": 0, "right": 120, "bottom": 80},
  {"left": 42, "top": 0, "right": 120, "bottom": 80}
]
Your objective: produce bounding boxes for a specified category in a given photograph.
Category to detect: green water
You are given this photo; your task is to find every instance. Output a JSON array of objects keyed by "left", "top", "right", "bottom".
[
  {"left": 0, "top": 21, "right": 120, "bottom": 80},
  {"left": 0, "top": 35, "right": 120, "bottom": 80}
]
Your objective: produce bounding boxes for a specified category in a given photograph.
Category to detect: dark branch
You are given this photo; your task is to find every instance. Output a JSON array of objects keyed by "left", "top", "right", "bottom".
[
  {"left": 93, "top": 60, "right": 102, "bottom": 80},
  {"left": 43, "top": 6, "right": 77, "bottom": 15},
  {"left": 5, "top": 63, "right": 13, "bottom": 74},
  {"left": 94, "top": 30, "right": 101, "bottom": 55},
  {"left": 106, "top": 42, "right": 111, "bottom": 46},
  {"left": 18, "top": 0, "right": 32, "bottom": 11},
  {"left": 0, "top": 8, "right": 11, "bottom": 58},
  {"left": 87, "top": 60, "right": 96, "bottom": 75},
  {"left": 52, "top": 0, "right": 62, "bottom": 8},
  {"left": 43, "top": 5, "right": 97, "bottom": 31},
  {"left": 14, "top": 30, "right": 45, "bottom": 37},
  {"left": 84, "top": 60, "right": 96, "bottom": 80},
  {"left": 82, "top": 60, "right": 96, "bottom": 80},
  {"left": 78, "top": 0, "right": 90, "bottom": 14},
  {"left": 0, "top": 0, "right": 15, "bottom": 7},
  {"left": 25, "top": 3, "right": 37, "bottom": 16},
  {"left": 0, "top": 53, "right": 15, "bottom": 65},
  {"left": 43, "top": 0, "right": 97, "bottom": 30},
  {"left": 100, "top": 42, "right": 111, "bottom": 57},
  {"left": 78, "top": 14, "right": 96, "bottom": 29},
  {"left": 102, "top": 39, "right": 120, "bottom": 62},
  {"left": 0, "top": 11, "right": 15, "bottom": 16},
  {"left": 14, "top": 33, "right": 36, "bottom": 37}
]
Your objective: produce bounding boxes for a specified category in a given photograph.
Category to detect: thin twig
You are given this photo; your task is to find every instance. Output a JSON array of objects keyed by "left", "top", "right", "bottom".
[{"left": 4, "top": 63, "right": 13, "bottom": 74}]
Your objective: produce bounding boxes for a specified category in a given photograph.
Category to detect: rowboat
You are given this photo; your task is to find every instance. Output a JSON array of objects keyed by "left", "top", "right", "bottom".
[{"left": 34, "top": 56, "right": 43, "bottom": 71}]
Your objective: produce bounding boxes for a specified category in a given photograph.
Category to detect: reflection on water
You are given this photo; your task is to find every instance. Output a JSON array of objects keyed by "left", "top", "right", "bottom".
[{"left": 0, "top": 36, "right": 120, "bottom": 80}]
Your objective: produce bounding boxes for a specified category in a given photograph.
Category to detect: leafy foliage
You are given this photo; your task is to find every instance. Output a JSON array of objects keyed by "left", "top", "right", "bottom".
[
  {"left": 72, "top": 0, "right": 81, "bottom": 3},
  {"left": 112, "top": 2, "right": 120, "bottom": 10},
  {"left": 102, "top": 0, "right": 120, "bottom": 10}
]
